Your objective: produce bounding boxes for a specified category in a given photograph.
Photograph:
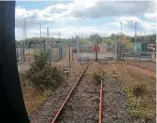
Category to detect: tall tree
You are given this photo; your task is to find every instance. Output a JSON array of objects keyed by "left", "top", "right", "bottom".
[
  {"left": 89, "top": 34, "right": 102, "bottom": 61},
  {"left": 89, "top": 33, "right": 103, "bottom": 44}
]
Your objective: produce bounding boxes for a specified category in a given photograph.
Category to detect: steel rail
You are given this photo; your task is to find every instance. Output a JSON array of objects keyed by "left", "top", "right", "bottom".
[
  {"left": 51, "top": 63, "right": 89, "bottom": 123},
  {"left": 98, "top": 71, "right": 103, "bottom": 123}
]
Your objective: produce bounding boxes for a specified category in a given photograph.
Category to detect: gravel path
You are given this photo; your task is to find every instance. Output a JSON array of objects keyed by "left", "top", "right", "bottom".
[
  {"left": 58, "top": 69, "right": 99, "bottom": 123},
  {"left": 102, "top": 76, "right": 132, "bottom": 123},
  {"left": 102, "top": 69, "right": 152, "bottom": 123},
  {"left": 30, "top": 64, "right": 85, "bottom": 123}
]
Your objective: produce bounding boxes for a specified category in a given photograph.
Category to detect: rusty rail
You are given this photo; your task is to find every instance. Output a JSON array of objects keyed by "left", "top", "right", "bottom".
[
  {"left": 98, "top": 70, "right": 103, "bottom": 123},
  {"left": 98, "top": 80, "right": 103, "bottom": 123},
  {"left": 51, "top": 63, "right": 89, "bottom": 123}
]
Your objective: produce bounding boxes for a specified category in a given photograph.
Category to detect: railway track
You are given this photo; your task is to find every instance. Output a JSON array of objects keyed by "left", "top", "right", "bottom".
[
  {"left": 51, "top": 62, "right": 106, "bottom": 123},
  {"left": 31, "top": 62, "right": 137, "bottom": 123},
  {"left": 51, "top": 63, "right": 96, "bottom": 123}
]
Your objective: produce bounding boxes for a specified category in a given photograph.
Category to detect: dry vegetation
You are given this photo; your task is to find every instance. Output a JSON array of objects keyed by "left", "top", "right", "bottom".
[
  {"left": 20, "top": 73, "right": 47, "bottom": 115},
  {"left": 19, "top": 56, "right": 155, "bottom": 122},
  {"left": 112, "top": 63, "right": 156, "bottom": 121},
  {"left": 92, "top": 72, "right": 102, "bottom": 84},
  {"left": 20, "top": 51, "right": 64, "bottom": 115}
]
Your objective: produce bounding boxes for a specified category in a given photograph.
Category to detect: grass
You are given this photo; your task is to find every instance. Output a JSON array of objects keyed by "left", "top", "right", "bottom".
[
  {"left": 92, "top": 72, "right": 102, "bottom": 84},
  {"left": 23, "top": 87, "right": 47, "bottom": 115},
  {"left": 19, "top": 51, "right": 63, "bottom": 115},
  {"left": 112, "top": 63, "right": 156, "bottom": 121},
  {"left": 20, "top": 73, "right": 48, "bottom": 115}
]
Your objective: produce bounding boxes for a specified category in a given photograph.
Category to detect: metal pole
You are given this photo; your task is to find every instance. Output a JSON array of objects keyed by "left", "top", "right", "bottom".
[
  {"left": 47, "top": 27, "right": 51, "bottom": 62},
  {"left": 119, "top": 22, "right": 123, "bottom": 61},
  {"left": 72, "top": 36, "right": 73, "bottom": 61},
  {"left": 47, "top": 27, "right": 49, "bottom": 42},
  {"left": 23, "top": 18, "right": 26, "bottom": 61},
  {"left": 22, "top": 40, "right": 25, "bottom": 62},
  {"left": 114, "top": 34, "right": 117, "bottom": 61},
  {"left": 39, "top": 24, "right": 42, "bottom": 52},
  {"left": 58, "top": 31, "right": 61, "bottom": 39},
  {"left": 135, "top": 22, "right": 137, "bottom": 45},
  {"left": 94, "top": 34, "right": 98, "bottom": 61},
  {"left": 76, "top": 35, "right": 80, "bottom": 59},
  {"left": 40, "top": 24, "right": 41, "bottom": 38},
  {"left": 69, "top": 45, "right": 71, "bottom": 66},
  {"left": 135, "top": 22, "right": 137, "bottom": 60},
  {"left": 121, "top": 21, "right": 122, "bottom": 32}
]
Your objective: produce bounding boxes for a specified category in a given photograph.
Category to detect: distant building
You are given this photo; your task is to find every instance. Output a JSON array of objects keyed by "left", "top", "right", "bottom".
[{"left": 134, "top": 42, "right": 148, "bottom": 52}]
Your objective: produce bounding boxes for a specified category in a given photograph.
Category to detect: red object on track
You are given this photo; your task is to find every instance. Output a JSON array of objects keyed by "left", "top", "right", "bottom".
[
  {"left": 51, "top": 63, "right": 89, "bottom": 123},
  {"left": 93, "top": 45, "right": 100, "bottom": 52}
]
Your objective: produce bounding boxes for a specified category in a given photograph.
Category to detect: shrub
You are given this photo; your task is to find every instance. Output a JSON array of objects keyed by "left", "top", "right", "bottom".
[
  {"left": 33, "top": 50, "right": 49, "bottom": 70},
  {"left": 132, "top": 84, "right": 146, "bottom": 97},
  {"left": 92, "top": 72, "right": 102, "bottom": 84},
  {"left": 26, "top": 51, "right": 63, "bottom": 91}
]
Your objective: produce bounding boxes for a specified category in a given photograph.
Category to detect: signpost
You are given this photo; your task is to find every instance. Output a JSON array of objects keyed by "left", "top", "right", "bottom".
[
  {"left": 93, "top": 45, "right": 100, "bottom": 52},
  {"left": 93, "top": 44, "right": 100, "bottom": 61}
]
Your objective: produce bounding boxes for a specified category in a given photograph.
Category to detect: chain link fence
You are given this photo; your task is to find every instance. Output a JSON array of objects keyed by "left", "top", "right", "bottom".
[
  {"left": 16, "top": 42, "right": 67, "bottom": 64},
  {"left": 77, "top": 42, "right": 114, "bottom": 61}
]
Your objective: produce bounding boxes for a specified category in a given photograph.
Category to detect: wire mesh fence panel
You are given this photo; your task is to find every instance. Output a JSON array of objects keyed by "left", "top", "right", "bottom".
[
  {"left": 78, "top": 42, "right": 115, "bottom": 61},
  {"left": 122, "top": 50, "right": 155, "bottom": 62},
  {"left": 79, "top": 44, "right": 93, "bottom": 60},
  {"left": 98, "top": 42, "right": 114, "bottom": 61}
]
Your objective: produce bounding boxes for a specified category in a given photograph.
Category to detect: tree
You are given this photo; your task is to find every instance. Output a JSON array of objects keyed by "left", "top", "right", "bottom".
[
  {"left": 89, "top": 34, "right": 102, "bottom": 61},
  {"left": 89, "top": 33, "right": 103, "bottom": 44},
  {"left": 80, "top": 38, "right": 88, "bottom": 44},
  {"left": 149, "top": 34, "right": 156, "bottom": 44}
]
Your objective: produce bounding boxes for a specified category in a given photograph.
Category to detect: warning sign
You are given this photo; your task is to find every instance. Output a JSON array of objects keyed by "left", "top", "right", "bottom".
[{"left": 93, "top": 45, "right": 100, "bottom": 52}]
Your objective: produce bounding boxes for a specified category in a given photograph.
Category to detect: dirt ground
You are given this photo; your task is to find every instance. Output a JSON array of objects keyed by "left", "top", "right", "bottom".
[
  {"left": 126, "top": 60, "right": 156, "bottom": 72},
  {"left": 125, "top": 64, "right": 156, "bottom": 78},
  {"left": 114, "top": 63, "right": 156, "bottom": 122}
]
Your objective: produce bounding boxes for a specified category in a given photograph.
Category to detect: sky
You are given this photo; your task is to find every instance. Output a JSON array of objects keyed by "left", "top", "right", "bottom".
[{"left": 15, "top": 0, "right": 156, "bottom": 40}]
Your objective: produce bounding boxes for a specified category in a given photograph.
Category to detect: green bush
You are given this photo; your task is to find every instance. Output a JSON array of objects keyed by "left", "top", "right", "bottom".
[
  {"left": 26, "top": 51, "right": 63, "bottom": 91},
  {"left": 132, "top": 84, "right": 146, "bottom": 97},
  {"left": 33, "top": 51, "right": 49, "bottom": 70},
  {"left": 92, "top": 72, "right": 102, "bottom": 84}
]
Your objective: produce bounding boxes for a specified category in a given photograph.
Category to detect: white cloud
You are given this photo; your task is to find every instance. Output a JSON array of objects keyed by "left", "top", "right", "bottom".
[
  {"left": 15, "top": 0, "right": 156, "bottom": 28},
  {"left": 70, "top": 0, "right": 156, "bottom": 18},
  {"left": 15, "top": 1, "right": 156, "bottom": 40},
  {"left": 116, "top": 16, "right": 156, "bottom": 32}
]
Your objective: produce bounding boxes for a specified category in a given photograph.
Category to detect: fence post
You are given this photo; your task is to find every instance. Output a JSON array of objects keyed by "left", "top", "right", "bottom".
[
  {"left": 69, "top": 45, "right": 71, "bottom": 66},
  {"left": 72, "top": 46, "right": 73, "bottom": 61}
]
